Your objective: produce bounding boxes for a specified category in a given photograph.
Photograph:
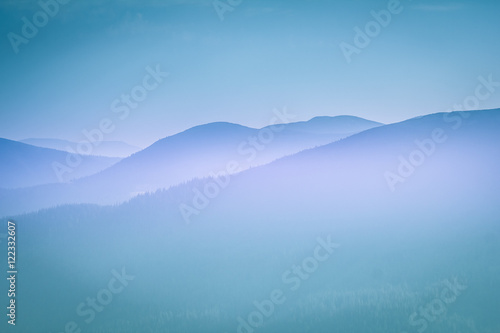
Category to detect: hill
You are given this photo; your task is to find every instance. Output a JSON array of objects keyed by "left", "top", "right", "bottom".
[{"left": 0, "top": 138, "right": 120, "bottom": 189}]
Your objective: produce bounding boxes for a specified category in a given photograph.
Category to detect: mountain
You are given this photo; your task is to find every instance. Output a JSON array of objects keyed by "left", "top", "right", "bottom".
[
  {"left": 83, "top": 116, "right": 381, "bottom": 196},
  {"left": 20, "top": 138, "right": 141, "bottom": 158},
  {"left": 213, "top": 108, "right": 500, "bottom": 226},
  {"left": 99, "top": 108, "right": 499, "bottom": 228},
  {"left": 0, "top": 115, "right": 382, "bottom": 216},
  {"left": 2, "top": 109, "right": 499, "bottom": 333},
  {"left": 280, "top": 115, "right": 383, "bottom": 134},
  {"left": 0, "top": 139, "right": 121, "bottom": 189}
]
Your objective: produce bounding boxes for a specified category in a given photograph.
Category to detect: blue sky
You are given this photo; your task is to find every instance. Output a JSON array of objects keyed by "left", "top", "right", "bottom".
[{"left": 0, "top": 0, "right": 499, "bottom": 147}]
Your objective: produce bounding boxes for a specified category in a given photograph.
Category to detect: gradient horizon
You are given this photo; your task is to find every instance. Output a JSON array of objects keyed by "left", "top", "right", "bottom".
[{"left": 1, "top": 0, "right": 499, "bottom": 147}]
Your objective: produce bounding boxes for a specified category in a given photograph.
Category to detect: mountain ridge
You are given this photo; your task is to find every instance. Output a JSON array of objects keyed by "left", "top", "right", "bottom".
[
  {"left": 0, "top": 138, "right": 121, "bottom": 189},
  {"left": 0, "top": 115, "right": 382, "bottom": 217}
]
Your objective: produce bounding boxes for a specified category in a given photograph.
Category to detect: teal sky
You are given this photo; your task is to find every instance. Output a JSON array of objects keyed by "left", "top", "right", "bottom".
[{"left": 1, "top": 0, "right": 499, "bottom": 147}]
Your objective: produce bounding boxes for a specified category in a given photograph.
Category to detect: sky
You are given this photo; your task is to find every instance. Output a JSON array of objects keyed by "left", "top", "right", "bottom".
[{"left": 0, "top": 0, "right": 499, "bottom": 148}]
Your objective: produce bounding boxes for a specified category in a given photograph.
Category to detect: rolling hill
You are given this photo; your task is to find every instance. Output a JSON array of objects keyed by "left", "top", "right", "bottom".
[
  {"left": 2, "top": 109, "right": 499, "bottom": 333},
  {"left": 0, "top": 139, "right": 121, "bottom": 189},
  {"left": 0, "top": 115, "right": 382, "bottom": 216}
]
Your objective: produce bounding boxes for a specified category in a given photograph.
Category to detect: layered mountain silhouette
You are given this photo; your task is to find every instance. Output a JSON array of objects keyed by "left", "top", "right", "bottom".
[
  {"left": 0, "top": 138, "right": 120, "bottom": 189},
  {"left": 90, "top": 108, "right": 499, "bottom": 229},
  {"left": 0, "top": 115, "right": 381, "bottom": 216},
  {"left": 2, "top": 109, "right": 499, "bottom": 219},
  {"left": 211, "top": 108, "right": 500, "bottom": 228},
  {"left": 3, "top": 109, "right": 499, "bottom": 333}
]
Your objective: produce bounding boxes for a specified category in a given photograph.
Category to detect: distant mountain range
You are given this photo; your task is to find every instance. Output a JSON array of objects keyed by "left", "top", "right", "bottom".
[
  {"left": 0, "top": 139, "right": 120, "bottom": 189},
  {"left": 4, "top": 109, "right": 499, "bottom": 333},
  {"left": 210, "top": 108, "right": 500, "bottom": 227},
  {"left": 20, "top": 138, "right": 141, "bottom": 158},
  {"left": 0, "top": 115, "right": 382, "bottom": 216},
  {"left": 89, "top": 108, "right": 498, "bottom": 229},
  {"left": 3, "top": 108, "right": 499, "bottom": 219}
]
